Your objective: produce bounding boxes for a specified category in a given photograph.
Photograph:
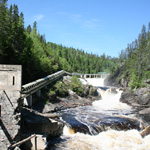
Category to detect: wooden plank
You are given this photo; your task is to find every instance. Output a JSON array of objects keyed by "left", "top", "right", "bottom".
[{"left": 8, "top": 134, "right": 36, "bottom": 149}]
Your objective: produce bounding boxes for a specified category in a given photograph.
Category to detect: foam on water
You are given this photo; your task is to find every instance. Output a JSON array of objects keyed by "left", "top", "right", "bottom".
[
  {"left": 92, "top": 88, "right": 131, "bottom": 110},
  {"left": 59, "top": 77, "right": 149, "bottom": 150},
  {"left": 62, "top": 127, "right": 150, "bottom": 150}
]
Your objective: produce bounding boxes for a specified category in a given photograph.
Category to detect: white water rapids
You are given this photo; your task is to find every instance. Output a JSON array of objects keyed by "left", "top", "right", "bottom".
[{"left": 51, "top": 78, "right": 150, "bottom": 150}]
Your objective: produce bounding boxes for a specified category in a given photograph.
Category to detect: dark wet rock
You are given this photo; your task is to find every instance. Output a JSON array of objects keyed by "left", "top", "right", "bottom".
[
  {"left": 110, "top": 88, "right": 118, "bottom": 94},
  {"left": 120, "top": 91, "right": 139, "bottom": 106},
  {"left": 120, "top": 87, "right": 150, "bottom": 127},
  {"left": 21, "top": 108, "right": 64, "bottom": 138},
  {"left": 62, "top": 114, "right": 141, "bottom": 135}
]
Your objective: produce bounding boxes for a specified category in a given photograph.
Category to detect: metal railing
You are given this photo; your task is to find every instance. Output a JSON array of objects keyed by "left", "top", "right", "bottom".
[{"left": 72, "top": 72, "right": 110, "bottom": 78}]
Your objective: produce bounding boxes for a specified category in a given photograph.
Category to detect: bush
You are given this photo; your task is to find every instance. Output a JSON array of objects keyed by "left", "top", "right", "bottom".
[
  {"left": 48, "top": 76, "right": 97, "bottom": 98},
  {"left": 129, "top": 72, "right": 141, "bottom": 90},
  {"left": 70, "top": 76, "right": 84, "bottom": 96},
  {"left": 48, "top": 81, "right": 69, "bottom": 98}
]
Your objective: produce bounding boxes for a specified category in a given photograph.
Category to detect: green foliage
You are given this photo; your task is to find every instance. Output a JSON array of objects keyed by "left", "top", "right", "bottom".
[
  {"left": 0, "top": 1, "right": 118, "bottom": 85},
  {"left": 2, "top": 0, "right": 150, "bottom": 92},
  {"left": 145, "top": 71, "right": 150, "bottom": 79},
  {"left": 48, "top": 81, "right": 69, "bottom": 98},
  {"left": 48, "top": 77, "right": 85, "bottom": 98},
  {"left": 49, "top": 90, "right": 56, "bottom": 96},
  {"left": 89, "top": 88, "right": 97, "bottom": 96},
  {"left": 129, "top": 72, "right": 141, "bottom": 90},
  {"left": 54, "top": 81, "right": 69, "bottom": 97},
  {"left": 70, "top": 76, "right": 83, "bottom": 95},
  {"left": 116, "top": 22, "right": 150, "bottom": 89}
]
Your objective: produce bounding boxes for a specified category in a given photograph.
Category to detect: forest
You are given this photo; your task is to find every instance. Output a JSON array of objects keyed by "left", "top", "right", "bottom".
[
  {"left": 117, "top": 23, "right": 150, "bottom": 90},
  {"left": 1, "top": 0, "right": 150, "bottom": 90},
  {"left": 0, "top": 0, "right": 118, "bottom": 84}
]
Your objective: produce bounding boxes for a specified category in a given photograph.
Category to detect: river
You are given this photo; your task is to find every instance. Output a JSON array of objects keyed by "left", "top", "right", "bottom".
[{"left": 47, "top": 78, "right": 150, "bottom": 150}]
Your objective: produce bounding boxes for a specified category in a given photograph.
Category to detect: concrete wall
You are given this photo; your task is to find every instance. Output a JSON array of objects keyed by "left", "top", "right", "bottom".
[
  {"left": 0, "top": 64, "right": 22, "bottom": 91},
  {"left": 0, "top": 65, "right": 22, "bottom": 149}
]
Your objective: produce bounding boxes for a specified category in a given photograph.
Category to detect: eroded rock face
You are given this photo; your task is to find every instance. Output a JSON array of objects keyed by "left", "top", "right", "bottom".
[
  {"left": 134, "top": 88, "right": 150, "bottom": 105},
  {"left": 120, "top": 88, "right": 150, "bottom": 127},
  {"left": 120, "top": 88, "right": 150, "bottom": 106},
  {"left": 120, "top": 91, "right": 139, "bottom": 106}
]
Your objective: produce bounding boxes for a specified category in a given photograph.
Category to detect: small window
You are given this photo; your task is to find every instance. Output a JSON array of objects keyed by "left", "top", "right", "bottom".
[{"left": 13, "top": 76, "right": 15, "bottom": 85}]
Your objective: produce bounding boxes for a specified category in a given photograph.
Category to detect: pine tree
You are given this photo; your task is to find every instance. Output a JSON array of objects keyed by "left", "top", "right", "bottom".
[{"left": 26, "top": 25, "right": 32, "bottom": 34}]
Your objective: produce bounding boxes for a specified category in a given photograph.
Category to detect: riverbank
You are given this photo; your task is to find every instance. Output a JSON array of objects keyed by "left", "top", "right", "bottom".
[
  {"left": 120, "top": 87, "right": 150, "bottom": 127},
  {"left": 107, "top": 74, "right": 150, "bottom": 127},
  {"left": 46, "top": 85, "right": 150, "bottom": 150},
  {"left": 32, "top": 76, "right": 101, "bottom": 113},
  {"left": 21, "top": 76, "right": 150, "bottom": 149},
  {"left": 20, "top": 76, "right": 101, "bottom": 149}
]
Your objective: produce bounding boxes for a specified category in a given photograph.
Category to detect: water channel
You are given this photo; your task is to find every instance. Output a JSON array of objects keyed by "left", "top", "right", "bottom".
[{"left": 47, "top": 78, "right": 150, "bottom": 150}]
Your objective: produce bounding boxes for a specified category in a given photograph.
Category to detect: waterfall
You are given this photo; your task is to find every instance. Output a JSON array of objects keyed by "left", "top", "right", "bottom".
[
  {"left": 79, "top": 77, "right": 105, "bottom": 87},
  {"left": 48, "top": 77, "right": 150, "bottom": 150},
  {"left": 59, "top": 87, "right": 150, "bottom": 150},
  {"left": 92, "top": 88, "right": 131, "bottom": 110}
]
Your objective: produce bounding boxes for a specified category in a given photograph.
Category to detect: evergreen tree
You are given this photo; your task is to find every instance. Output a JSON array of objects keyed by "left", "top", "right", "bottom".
[{"left": 26, "top": 25, "right": 32, "bottom": 34}]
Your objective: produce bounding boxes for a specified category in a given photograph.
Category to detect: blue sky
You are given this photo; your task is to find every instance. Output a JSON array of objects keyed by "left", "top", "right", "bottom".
[{"left": 7, "top": 0, "right": 150, "bottom": 57}]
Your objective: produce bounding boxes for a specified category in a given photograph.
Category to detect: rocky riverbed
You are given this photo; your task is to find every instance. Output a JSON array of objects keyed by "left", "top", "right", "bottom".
[
  {"left": 21, "top": 76, "right": 150, "bottom": 149},
  {"left": 32, "top": 76, "right": 101, "bottom": 113},
  {"left": 107, "top": 74, "right": 150, "bottom": 127},
  {"left": 120, "top": 87, "right": 150, "bottom": 127},
  {"left": 21, "top": 76, "right": 101, "bottom": 149}
]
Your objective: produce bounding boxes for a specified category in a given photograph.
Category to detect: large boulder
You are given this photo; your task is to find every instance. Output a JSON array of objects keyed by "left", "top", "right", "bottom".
[
  {"left": 139, "top": 108, "right": 150, "bottom": 115},
  {"left": 134, "top": 88, "right": 150, "bottom": 105},
  {"left": 120, "top": 91, "right": 139, "bottom": 106},
  {"left": 120, "top": 88, "right": 150, "bottom": 106},
  {"left": 21, "top": 108, "right": 64, "bottom": 138}
]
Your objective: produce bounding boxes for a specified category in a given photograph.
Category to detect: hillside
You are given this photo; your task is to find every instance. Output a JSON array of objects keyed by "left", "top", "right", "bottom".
[
  {"left": 0, "top": 0, "right": 118, "bottom": 84},
  {"left": 111, "top": 23, "right": 150, "bottom": 90}
]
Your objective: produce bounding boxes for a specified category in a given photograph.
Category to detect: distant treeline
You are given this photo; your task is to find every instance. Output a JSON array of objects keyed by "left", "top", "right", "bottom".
[
  {"left": 117, "top": 22, "right": 150, "bottom": 89},
  {"left": 0, "top": 0, "right": 118, "bottom": 84}
]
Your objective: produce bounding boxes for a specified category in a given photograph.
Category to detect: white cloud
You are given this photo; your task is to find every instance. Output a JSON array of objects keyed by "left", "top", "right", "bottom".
[
  {"left": 82, "top": 19, "right": 100, "bottom": 29},
  {"left": 34, "top": 14, "right": 44, "bottom": 21},
  {"left": 70, "top": 14, "right": 82, "bottom": 23},
  {"left": 57, "top": 11, "right": 100, "bottom": 30},
  {"left": 70, "top": 14, "right": 100, "bottom": 30}
]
